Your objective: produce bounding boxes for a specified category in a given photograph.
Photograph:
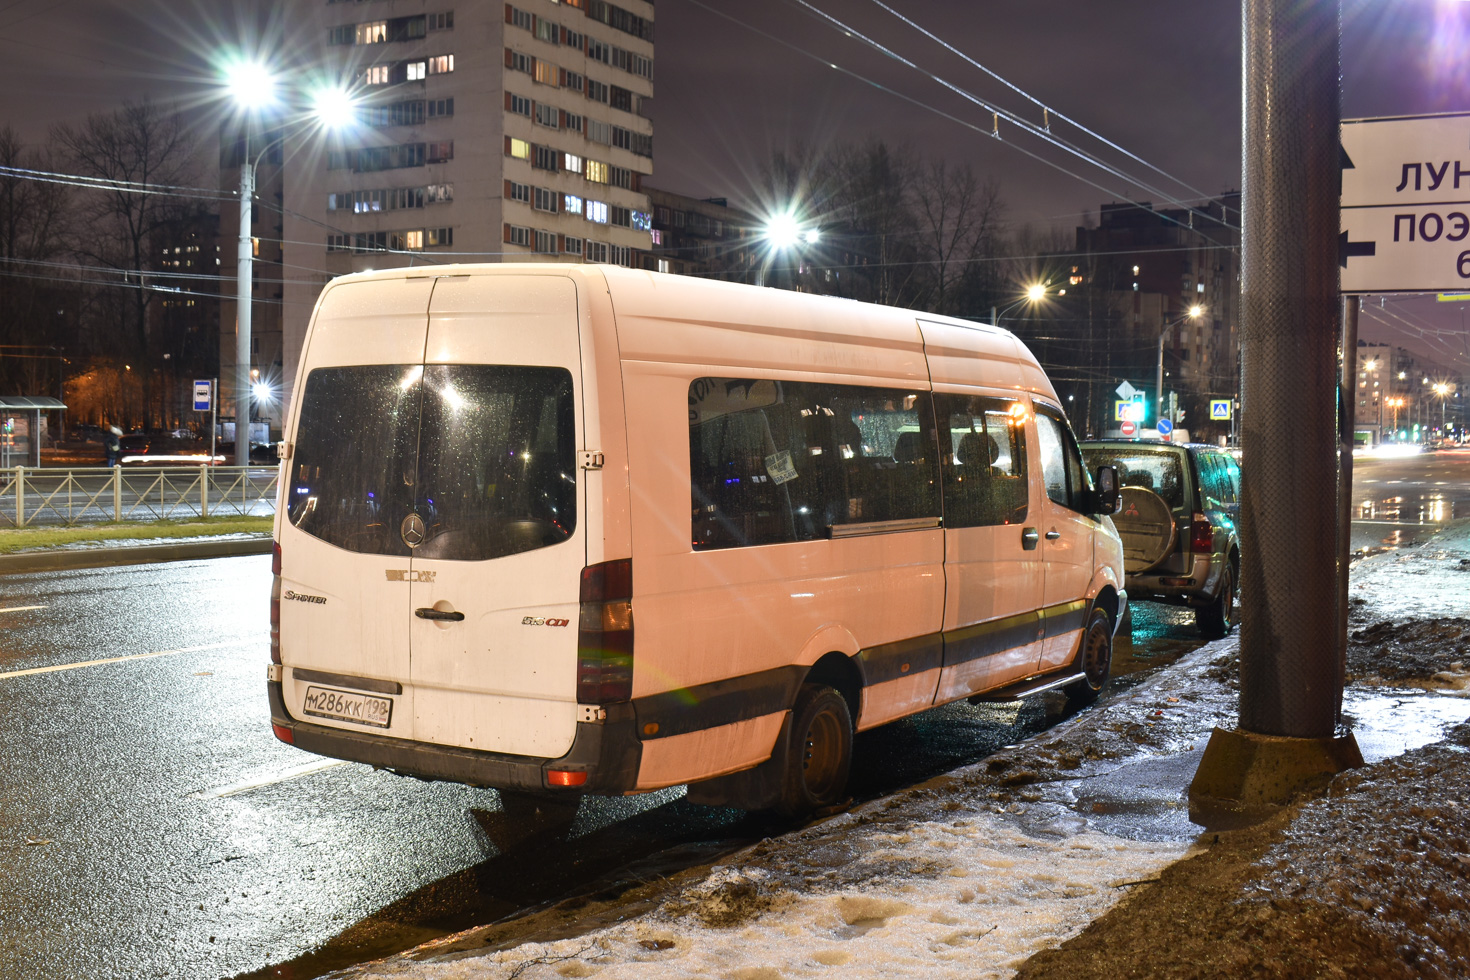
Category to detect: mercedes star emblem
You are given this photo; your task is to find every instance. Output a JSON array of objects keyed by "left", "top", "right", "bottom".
[{"left": 401, "top": 513, "right": 426, "bottom": 548}]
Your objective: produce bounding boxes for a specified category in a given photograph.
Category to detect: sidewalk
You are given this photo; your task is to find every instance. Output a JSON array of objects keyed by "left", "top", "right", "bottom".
[
  {"left": 309, "top": 521, "right": 1470, "bottom": 979},
  {"left": 0, "top": 534, "right": 271, "bottom": 574}
]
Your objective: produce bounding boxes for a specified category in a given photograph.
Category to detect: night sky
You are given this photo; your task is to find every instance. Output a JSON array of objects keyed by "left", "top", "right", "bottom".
[{"left": 0, "top": 0, "right": 1466, "bottom": 367}]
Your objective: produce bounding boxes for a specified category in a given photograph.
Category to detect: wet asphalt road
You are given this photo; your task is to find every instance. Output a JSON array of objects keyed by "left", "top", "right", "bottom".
[
  {"left": 1351, "top": 446, "right": 1470, "bottom": 551},
  {"left": 0, "top": 553, "right": 1214, "bottom": 980},
  {"left": 1, "top": 451, "right": 1461, "bottom": 978}
]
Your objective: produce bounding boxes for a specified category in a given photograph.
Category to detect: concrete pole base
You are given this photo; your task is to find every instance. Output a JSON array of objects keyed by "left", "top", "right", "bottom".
[{"left": 1188, "top": 726, "right": 1363, "bottom": 820}]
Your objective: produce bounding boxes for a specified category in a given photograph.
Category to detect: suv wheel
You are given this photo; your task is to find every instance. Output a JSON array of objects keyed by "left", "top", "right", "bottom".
[{"left": 1196, "top": 564, "right": 1236, "bottom": 638}]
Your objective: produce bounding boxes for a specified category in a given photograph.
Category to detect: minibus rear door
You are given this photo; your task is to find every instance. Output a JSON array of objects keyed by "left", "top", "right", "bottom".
[
  {"left": 278, "top": 276, "right": 436, "bottom": 740},
  {"left": 405, "top": 274, "right": 586, "bottom": 760}
]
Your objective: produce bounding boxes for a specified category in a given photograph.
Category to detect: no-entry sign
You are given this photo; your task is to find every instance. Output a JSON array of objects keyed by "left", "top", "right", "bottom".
[{"left": 1120, "top": 420, "right": 1137, "bottom": 436}]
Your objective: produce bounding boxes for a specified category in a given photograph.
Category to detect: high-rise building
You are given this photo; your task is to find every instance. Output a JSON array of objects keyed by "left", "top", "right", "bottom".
[
  {"left": 1057, "top": 195, "right": 1241, "bottom": 441},
  {"left": 225, "top": 0, "right": 655, "bottom": 433}
]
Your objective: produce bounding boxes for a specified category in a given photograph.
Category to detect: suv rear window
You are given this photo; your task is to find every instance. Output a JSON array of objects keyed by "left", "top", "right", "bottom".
[
  {"left": 1081, "top": 445, "right": 1188, "bottom": 511},
  {"left": 287, "top": 364, "right": 576, "bottom": 560}
]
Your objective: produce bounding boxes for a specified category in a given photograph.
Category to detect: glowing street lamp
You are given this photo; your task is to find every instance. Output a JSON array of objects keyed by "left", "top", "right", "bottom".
[
  {"left": 1433, "top": 382, "right": 1451, "bottom": 432},
  {"left": 764, "top": 213, "right": 819, "bottom": 251},
  {"left": 992, "top": 282, "right": 1048, "bottom": 324}
]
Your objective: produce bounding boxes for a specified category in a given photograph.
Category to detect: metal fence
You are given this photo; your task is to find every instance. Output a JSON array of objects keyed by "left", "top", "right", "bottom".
[{"left": 0, "top": 466, "right": 280, "bottom": 528}]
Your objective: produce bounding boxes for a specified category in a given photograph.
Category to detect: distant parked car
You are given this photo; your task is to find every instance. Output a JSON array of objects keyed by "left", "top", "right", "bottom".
[
  {"left": 118, "top": 434, "right": 151, "bottom": 460},
  {"left": 1079, "top": 439, "right": 1241, "bottom": 637}
]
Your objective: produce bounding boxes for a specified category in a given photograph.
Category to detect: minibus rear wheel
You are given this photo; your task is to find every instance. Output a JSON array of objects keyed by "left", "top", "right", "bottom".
[
  {"left": 1064, "top": 607, "right": 1114, "bottom": 710},
  {"left": 776, "top": 684, "right": 853, "bottom": 818}
]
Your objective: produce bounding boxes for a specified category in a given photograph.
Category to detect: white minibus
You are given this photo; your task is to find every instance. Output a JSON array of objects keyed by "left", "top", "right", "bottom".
[{"left": 267, "top": 265, "right": 1125, "bottom": 816}]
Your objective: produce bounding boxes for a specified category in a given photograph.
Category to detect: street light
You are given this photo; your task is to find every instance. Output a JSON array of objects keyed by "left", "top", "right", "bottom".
[
  {"left": 222, "top": 57, "right": 358, "bottom": 465},
  {"left": 758, "top": 212, "right": 820, "bottom": 288},
  {"left": 1157, "top": 305, "right": 1204, "bottom": 426},
  {"left": 1388, "top": 396, "right": 1405, "bottom": 439},
  {"left": 991, "top": 282, "right": 1048, "bottom": 325},
  {"left": 1433, "top": 382, "right": 1451, "bottom": 436}
]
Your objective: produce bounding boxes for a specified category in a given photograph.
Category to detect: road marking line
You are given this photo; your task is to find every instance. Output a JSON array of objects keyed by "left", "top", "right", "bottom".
[
  {"left": 0, "top": 641, "right": 247, "bottom": 680},
  {"left": 0, "top": 605, "right": 46, "bottom": 614},
  {"left": 194, "top": 758, "right": 349, "bottom": 799}
]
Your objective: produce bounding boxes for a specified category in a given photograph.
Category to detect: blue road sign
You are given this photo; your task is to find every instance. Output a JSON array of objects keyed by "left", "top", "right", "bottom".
[
  {"left": 193, "top": 380, "right": 212, "bottom": 412},
  {"left": 1210, "top": 399, "right": 1232, "bottom": 420},
  {"left": 1156, "top": 418, "right": 1174, "bottom": 436}
]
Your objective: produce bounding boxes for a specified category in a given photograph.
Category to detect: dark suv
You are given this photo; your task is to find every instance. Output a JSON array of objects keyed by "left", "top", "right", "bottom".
[{"left": 1079, "top": 440, "right": 1241, "bottom": 637}]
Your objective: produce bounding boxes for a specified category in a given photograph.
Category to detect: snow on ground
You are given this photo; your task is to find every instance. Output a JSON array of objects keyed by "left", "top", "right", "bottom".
[
  {"left": 344, "top": 812, "right": 1192, "bottom": 980},
  {"left": 1351, "top": 519, "right": 1470, "bottom": 622},
  {"left": 327, "top": 518, "right": 1470, "bottom": 980}
]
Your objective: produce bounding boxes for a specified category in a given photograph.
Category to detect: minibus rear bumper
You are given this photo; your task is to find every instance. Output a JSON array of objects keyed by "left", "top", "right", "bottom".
[{"left": 267, "top": 680, "right": 642, "bottom": 795}]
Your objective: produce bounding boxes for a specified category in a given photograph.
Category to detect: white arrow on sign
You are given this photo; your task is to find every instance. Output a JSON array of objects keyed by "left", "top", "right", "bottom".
[{"left": 1115, "top": 380, "right": 1139, "bottom": 400}]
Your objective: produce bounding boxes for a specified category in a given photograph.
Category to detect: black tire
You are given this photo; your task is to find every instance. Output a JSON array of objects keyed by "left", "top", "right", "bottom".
[
  {"left": 1063, "top": 607, "right": 1114, "bottom": 710},
  {"left": 1196, "top": 563, "right": 1236, "bottom": 638},
  {"left": 775, "top": 684, "right": 853, "bottom": 818}
]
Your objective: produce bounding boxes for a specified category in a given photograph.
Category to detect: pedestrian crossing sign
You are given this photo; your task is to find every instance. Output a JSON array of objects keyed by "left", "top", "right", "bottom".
[
  {"left": 1116, "top": 400, "right": 1145, "bottom": 422},
  {"left": 1210, "top": 399, "right": 1232, "bottom": 420}
]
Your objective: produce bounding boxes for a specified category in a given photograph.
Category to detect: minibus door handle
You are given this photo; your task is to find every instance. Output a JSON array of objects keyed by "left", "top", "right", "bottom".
[
  {"left": 1045, "top": 530, "right": 1062, "bottom": 540},
  {"left": 1021, "top": 527, "right": 1040, "bottom": 551},
  {"left": 415, "top": 608, "right": 465, "bottom": 622}
]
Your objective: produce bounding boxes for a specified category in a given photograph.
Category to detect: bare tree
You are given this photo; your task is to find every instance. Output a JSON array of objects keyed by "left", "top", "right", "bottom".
[
  {"left": 826, "top": 140, "right": 918, "bottom": 307},
  {"left": 53, "top": 100, "right": 202, "bottom": 428},
  {"left": 0, "top": 126, "right": 70, "bottom": 396},
  {"left": 911, "top": 161, "right": 1005, "bottom": 317}
]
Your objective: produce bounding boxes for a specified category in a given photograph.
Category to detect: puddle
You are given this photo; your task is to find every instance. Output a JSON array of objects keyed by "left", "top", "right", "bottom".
[
  {"left": 1341, "top": 687, "right": 1470, "bottom": 763},
  {"left": 1037, "top": 687, "right": 1470, "bottom": 846}
]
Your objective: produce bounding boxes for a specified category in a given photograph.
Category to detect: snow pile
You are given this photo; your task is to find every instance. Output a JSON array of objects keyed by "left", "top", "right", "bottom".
[{"left": 343, "top": 810, "right": 1191, "bottom": 980}]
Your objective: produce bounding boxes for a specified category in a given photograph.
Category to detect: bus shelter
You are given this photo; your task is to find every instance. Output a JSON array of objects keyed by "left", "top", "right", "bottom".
[{"left": 0, "top": 396, "right": 66, "bottom": 467}]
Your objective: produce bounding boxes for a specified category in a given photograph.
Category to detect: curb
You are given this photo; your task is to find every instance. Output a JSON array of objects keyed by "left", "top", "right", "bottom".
[{"left": 0, "top": 536, "right": 273, "bottom": 574}]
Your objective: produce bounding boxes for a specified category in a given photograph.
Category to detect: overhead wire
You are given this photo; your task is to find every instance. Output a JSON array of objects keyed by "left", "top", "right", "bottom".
[
  {"left": 861, "top": 0, "right": 1218, "bottom": 205},
  {"left": 678, "top": 0, "right": 1232, "bottom": 241},
  {"left": 769, "top": 0, "right": 1238, "bottom": 242}
]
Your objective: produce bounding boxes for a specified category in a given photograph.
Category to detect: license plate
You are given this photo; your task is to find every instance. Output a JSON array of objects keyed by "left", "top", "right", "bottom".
[{"left": 301, "top": 685, "right": 393, "bottom": 729}]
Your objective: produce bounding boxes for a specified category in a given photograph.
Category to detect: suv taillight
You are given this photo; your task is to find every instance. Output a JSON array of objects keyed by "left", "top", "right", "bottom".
[
  {"left": 576, "top": 558, "right": 633, "bottom": 704},
  {"left": 269, "top": 541, "right": 282, "bottom": 665},
  {"left": 1189, "top": 513, "right": 1213, "bottom": 554}
]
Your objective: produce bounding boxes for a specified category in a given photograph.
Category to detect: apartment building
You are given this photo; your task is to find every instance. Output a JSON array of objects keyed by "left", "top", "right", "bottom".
[{"left": 225, "top": 0, "right": 655, "bottom": 422}]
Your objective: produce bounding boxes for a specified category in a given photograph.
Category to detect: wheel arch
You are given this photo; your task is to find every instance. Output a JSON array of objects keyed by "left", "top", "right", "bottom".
[{"left": 804, "top": 650, "right": 863, "bottom": 729}]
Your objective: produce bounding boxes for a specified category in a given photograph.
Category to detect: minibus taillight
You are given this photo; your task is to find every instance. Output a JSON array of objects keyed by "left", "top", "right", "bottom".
[
  {"left": 1189, "top": 513, "right": 1214, "bottom": 554},
  {"left": 577, "top": 558, "right": 633, "bottom": 704},
  {"left": 269, "top": 541, "right": 282, "bottom": 665}
]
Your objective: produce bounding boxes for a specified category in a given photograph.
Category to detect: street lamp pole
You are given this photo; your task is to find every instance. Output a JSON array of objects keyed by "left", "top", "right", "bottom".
[
  {"left": 235, "top": 148, "right": 254, "bottom": 466},
  {"left": 223, "top": 59, "right": 359, "bottom": 465},
  {"left": 1157, "top": 305, "right": 1203, "bottom": 427}
]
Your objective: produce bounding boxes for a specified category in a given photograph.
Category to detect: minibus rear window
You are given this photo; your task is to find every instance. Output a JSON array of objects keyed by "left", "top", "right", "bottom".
[{"left": 288, "top": 364, "right": 576, "bottom": 560}]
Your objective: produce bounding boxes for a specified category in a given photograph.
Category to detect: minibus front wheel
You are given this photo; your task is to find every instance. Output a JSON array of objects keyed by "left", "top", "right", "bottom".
[
  {"left": 776, "top": 684, "right": 853, "bottom": 818},
  {"left": 1064, "top": 607, "right": 1114, "bottom": 710}
]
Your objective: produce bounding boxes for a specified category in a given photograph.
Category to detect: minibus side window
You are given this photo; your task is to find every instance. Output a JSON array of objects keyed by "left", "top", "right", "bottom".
[
  {"left": 689, "top": 378, "right": 940, "bottom": 550},
  {"left": 933, "top": 394, "right": 1029, "bottom": 527},
  {"left": 1034, "top": 408, "right": 1089, "bottom": 513}
]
